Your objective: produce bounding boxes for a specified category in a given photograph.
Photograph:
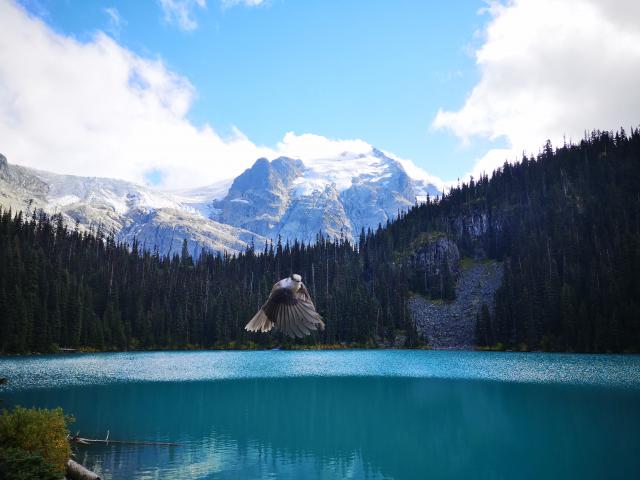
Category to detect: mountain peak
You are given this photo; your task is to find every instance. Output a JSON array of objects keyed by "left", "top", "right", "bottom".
[
  {"left": 227, "top": 155, "right": 303, "bottom": 197},
  {"left": 210, "top": 148, "right": 441, "bottom": 244}
]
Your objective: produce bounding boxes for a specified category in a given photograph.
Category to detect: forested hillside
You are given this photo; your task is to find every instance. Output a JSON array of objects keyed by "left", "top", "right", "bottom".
[
  {"left": 1, "top": 129, "right": 639, "bottom": 353},
  {"left": 378, "top": 129, "right": 640, "bottom": 352},
  {"left": 0, "top": 211, "right": 417, "bottom": 353}
]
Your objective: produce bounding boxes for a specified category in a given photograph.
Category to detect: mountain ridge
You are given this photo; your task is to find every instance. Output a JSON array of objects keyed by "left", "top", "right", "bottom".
[
  {"left": 0, "top": 146, "right": 442, "bottom": 253},
  {"left": 0, "top": 153, "right": 263, "bottom": 257}
]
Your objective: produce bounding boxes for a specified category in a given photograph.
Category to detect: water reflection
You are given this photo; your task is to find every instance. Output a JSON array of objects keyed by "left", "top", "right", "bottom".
[{"left": 6, "top": 377, "right": 639, "bottom": 479}]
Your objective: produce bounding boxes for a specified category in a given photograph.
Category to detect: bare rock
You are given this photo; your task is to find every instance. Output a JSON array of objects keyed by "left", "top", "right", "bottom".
[{"left": 409, "top": 260, "right": 504, "bottom": 349}]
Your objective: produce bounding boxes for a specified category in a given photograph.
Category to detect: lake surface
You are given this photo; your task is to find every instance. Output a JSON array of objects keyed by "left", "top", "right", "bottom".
[{"left": 1, "top": 350, "right": 639, "bottom": 479}]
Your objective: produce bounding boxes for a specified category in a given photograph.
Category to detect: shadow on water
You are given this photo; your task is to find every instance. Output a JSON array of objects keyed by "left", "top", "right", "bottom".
[{"left": 5, "top": 376, "right": 640, "bottom": 479}]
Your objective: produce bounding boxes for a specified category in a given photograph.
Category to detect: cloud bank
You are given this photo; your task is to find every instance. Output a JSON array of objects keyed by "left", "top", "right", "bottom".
[
  {"left": 1, "top": 1, "right": 435, "bottom": 191},
  {"left": 433, "top": 0, "right": 640, "bottom": 179},
  {"left": 0, "top": 0, "right": 276, "bottom": 190}
]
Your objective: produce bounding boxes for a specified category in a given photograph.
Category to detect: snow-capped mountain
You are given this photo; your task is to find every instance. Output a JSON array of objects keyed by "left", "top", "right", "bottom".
[
  {"left": 0, "top": 145, "right": 442, "bottom": 255},
  {"left": 209, "top": 148, "right": 442, "bottom": 244},
  {"left": 0, "top": 153, "right": 262, "bottom": 257},
  {"left": 168, "top": 178, "right": 234, "bottom": 218}
]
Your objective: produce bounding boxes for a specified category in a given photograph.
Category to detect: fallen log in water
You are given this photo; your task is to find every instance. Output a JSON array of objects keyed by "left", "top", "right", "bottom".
[
  {"left": 69, "top": 434, "right": 179, "bottom": 447},
  {"left": 66, "top": 459, "right": 101, "bottom": 480}
]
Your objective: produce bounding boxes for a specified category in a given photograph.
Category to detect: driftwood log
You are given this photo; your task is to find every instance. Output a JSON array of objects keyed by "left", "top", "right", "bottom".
[
  {"left": 69, "top": 434, "right": 179, "bottom": 447},
  {"left": 66, "top": 459, "right": 101, "bottom": 480},
  {"left": 65, "top": 433, "right": 178, "bottom": 479}
]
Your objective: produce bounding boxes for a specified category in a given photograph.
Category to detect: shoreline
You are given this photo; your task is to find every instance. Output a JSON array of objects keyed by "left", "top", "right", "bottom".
[
  {"left": 1, "top": 344, "right": 433, "bottom": 357},
  {"left": 1, "top": 345, "right": 638, "bottom": 357}
]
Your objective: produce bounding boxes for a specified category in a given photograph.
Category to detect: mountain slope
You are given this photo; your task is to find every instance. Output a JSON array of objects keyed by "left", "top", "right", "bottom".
[
  {"left": 0, "top": 154, "right": 263, "bottom": 257},
  {"left": 0, "top": 144, "right": 443, "bottom": 253}
]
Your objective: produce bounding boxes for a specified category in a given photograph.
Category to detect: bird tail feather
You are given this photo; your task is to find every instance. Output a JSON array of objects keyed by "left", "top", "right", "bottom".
[{"left": 245, "top": 310, "right": 274, "bottom": 333}]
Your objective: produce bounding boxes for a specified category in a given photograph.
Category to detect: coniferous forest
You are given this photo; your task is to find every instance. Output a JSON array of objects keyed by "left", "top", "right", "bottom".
[
  {"left": 1, "top": 129, "right": 639, "bottom": 353},
  {"left": 0, "top": 212, "right": 416, "bottom": 353}
]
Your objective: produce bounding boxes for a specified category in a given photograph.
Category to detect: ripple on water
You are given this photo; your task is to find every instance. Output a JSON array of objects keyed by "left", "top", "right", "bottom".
[{"left": 1, "top": 350, "right": 639, "bottom": 392}]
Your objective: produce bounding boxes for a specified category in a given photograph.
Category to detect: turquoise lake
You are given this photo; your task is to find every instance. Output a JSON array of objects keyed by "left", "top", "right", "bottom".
[{"left": 1, "top": 350, "right": 639, "bottom": 479}]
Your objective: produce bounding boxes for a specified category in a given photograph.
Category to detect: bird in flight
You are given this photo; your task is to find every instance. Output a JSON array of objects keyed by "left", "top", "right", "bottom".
[{"left": 245, "top": 274, "right": 325, "bottom": 338}]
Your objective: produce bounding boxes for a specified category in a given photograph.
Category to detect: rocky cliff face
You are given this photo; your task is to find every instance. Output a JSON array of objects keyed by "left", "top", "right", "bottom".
[
  {"left": 277, "top": 184, "right": 353, "bottom": 242},
  {"left": 0, "top": 156, "right": 50, "bottom": 211},
  {"left": 402, "top": 234, "right": 461, "bottom": 300},
  {"left": 447, "top": 209, "right": 506, "bottom": 258},
  {"left": 411, "top": 236, "right": 461, "bottom": 276},
  {"left": 211, "top": 157, "right": 304, "bottom": 238},
  {"left": 119, "top": 208, "right": 261, "bottom": 258}
]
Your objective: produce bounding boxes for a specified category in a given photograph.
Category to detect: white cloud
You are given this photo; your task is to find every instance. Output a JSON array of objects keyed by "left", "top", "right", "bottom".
[
  {"left": 104, "top": 7, "right": 122, "bottom": 26},
  {"left": 276, "top": 132, "right": 372, "bottom": 160},
  {"left": 0, "top": 1, "right": 438, "bottom": 192},
  {"left": 159, "top": 0, "right": 206, "bottom": 31},
  {"left": 104, "top": 7, "right": 125, "bottom": 36},
  {"left": 432, "top": 0, "right": 640, "bottom": 180},
  {"left": 0, "top": 0, "right": 272, "bottom": 190},
  {"left": 221, "top": 0, "right": 264, "bottom": 8}
]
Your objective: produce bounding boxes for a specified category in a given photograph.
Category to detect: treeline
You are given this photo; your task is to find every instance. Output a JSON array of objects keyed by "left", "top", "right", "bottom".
[
  {"left": 0, "top": 208, "right": 419, "bottom": 353},
  {"left": 1, "top": 129, "right": 639, "bottom": 353}
]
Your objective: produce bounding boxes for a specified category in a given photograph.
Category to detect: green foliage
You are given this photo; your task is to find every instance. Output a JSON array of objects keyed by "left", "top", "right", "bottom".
[
  {"left": 485, "top": 130, "right": 640, "bottom": 351},
  {"left": 475, "top": 342, "right": 505, "bottom": 352},
  {"left": 459, "top": 257, "right": 475, "bottom": 271},
  {"left": 0, "top": 204, "right": 416, "bottom": 352},
  {"left": 385, "top": 129, "right": 640, "bottom": 352},
  {"left": 0, "top": 406, "right": 73, "bottom": 476},
  {"left": 0, "top": 447, "right": 61, "bottom": 480},
  {"left": 393, "top": 231, "right": 446, "bottom": 261},
  {"left": 0, "top": 128, "right": 638, "bottom": 352}
]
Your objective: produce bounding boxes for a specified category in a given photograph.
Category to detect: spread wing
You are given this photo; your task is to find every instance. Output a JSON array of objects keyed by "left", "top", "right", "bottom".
[
  {"left": 245, "top": 281, "right": 324, "bottom": 338},
  {"left": 297, "top": 282, "right": 312, "bottom": 303}
]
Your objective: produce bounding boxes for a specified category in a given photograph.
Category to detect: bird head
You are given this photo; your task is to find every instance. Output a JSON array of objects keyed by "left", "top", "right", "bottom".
[{"left": 290, "top": 273, "right": 302, "bottom": 283}]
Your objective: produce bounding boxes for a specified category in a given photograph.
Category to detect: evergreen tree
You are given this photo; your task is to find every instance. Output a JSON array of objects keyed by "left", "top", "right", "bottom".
[{"left": 0, "top": 129, "right": 638, "bottom": 353}]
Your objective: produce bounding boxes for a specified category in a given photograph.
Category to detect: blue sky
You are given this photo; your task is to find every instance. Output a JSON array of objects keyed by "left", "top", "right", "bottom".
[
  {"left": 3, "top": 0, "right": 638, "bottom": 189},
  {"left": 20, "top": 0, "right": 492, "bottom": 180}
]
